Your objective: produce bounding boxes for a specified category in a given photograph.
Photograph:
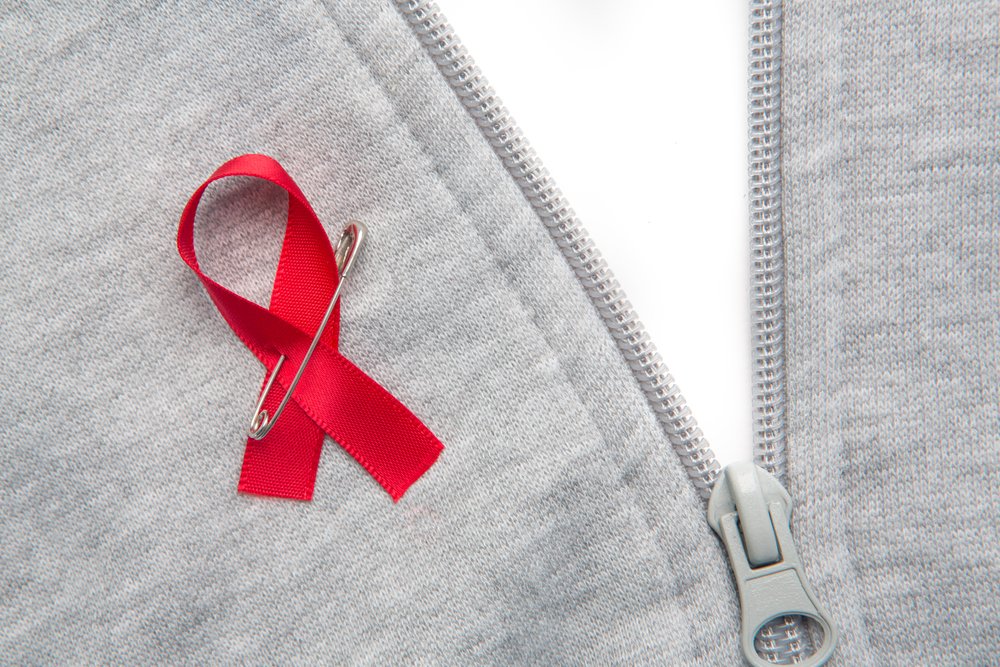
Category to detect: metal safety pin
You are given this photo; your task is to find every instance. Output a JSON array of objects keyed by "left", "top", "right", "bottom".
[{"left": 248, "top": 222, "right": 367, "bottom": 440}]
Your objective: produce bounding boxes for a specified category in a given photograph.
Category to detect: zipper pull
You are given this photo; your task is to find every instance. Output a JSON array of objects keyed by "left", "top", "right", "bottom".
[{"left": 708, "top": 462, "right": 837, "bottom": 666}]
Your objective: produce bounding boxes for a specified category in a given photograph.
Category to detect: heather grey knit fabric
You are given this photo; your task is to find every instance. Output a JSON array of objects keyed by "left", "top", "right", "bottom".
[
  {"left": 0, "top": 1, "right": 740, "bottom": 663},
  {"left": 781, "top": 1, "right": 1000, "bottom": 665},
  {"left": 3, "top": 0, "right": 998, "bottom": 665}
]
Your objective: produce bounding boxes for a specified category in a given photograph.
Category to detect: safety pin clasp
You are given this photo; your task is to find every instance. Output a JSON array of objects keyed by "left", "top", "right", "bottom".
[{"left": 248, "top": 222, "right": 367, "bottom": 440}]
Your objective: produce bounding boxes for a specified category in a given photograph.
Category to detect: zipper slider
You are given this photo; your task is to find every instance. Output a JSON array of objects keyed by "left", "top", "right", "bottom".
[{"left": 708, "top": 463, "right": 837, "bottom": 666}]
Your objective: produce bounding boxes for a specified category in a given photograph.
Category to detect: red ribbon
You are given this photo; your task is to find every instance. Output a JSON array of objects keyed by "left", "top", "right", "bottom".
[{"left": 177, "top": 154, "right": 443, "bottom": 501}]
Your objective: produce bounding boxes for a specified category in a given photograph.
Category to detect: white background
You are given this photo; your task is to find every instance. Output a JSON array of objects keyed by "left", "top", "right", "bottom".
[{"left": 438, "top": 1, "right": 750, "bottom": 465}]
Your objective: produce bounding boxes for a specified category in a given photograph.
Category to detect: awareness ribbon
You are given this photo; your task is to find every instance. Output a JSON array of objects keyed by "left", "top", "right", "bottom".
[{"left": 177, "top": 154, "right": 443, "bottom": 501}]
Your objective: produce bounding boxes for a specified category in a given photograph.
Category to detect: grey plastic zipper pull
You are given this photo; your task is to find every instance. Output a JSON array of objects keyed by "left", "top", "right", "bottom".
[{"left": 708, "top": 463, "right": 837, "bottom": 666}]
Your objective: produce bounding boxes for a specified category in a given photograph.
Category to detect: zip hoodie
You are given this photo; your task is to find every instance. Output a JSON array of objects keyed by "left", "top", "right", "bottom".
[{"left": 1, "top": 1, "right": 996, "bottom": 664}]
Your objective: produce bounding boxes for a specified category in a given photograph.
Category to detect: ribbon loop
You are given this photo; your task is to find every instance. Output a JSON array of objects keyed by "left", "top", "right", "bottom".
[{"left": 177, "top": 154, "right": 443, "bottom": 501}]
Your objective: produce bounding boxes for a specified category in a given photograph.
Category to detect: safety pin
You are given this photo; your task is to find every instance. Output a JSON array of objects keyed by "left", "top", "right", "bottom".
[{"left": 248, "top": 222, "right": 367, "bottom": 440}]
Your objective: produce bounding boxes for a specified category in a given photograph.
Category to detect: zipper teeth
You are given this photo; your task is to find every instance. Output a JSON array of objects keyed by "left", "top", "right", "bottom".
[
  {"left": 749, "top": 4, "right": 811, "bottom": 666},
  {"left": 395, "top": 0, "right": 720, "bottom": 498},
  {"left": 749, "top": 0, "right": 787, "bottom": 484}
]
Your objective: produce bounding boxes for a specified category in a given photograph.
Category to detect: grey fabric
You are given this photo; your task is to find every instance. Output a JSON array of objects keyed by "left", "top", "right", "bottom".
[
  {"left": 5, "top": 0, "right": 998, "bottom": 664},
  {"left": 0, "top": 1, "right": 740, "bottom": 663},
  {"left": 781, "top": 1, "right": 1000, "bottom": 665}
]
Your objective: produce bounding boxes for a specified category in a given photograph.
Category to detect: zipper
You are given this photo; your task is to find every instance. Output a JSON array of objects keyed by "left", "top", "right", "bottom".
[{"left": 396, "top": 1, "right": 834, "bottom": 664}]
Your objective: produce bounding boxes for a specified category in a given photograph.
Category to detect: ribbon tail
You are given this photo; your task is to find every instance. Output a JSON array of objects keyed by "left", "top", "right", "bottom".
[
  {"left": 238, "top": 380, "right": 324, "bottom": 501},
  {"left": 292, "top": 353, "right": 445, "bottom": 502}
]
